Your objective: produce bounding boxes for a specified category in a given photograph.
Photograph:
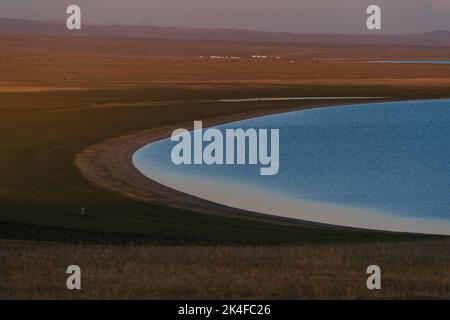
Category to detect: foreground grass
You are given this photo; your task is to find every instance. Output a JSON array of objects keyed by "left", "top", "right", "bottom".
[{"left": 1, "top": 240, "right": 449, "bottom": 299}]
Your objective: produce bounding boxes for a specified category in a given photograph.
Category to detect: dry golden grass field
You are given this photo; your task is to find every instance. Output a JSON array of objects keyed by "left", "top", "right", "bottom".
[{"left": 1, "top": 240, "right": 450, "bottom": 299}]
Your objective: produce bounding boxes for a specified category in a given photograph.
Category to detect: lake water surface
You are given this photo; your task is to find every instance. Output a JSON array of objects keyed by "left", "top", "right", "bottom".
[
  {"left": 133, "top": 99, "right": 450, "bottom": 235},
  {"left": 370, "top": 60, "right": 450, "bottom": 65}
]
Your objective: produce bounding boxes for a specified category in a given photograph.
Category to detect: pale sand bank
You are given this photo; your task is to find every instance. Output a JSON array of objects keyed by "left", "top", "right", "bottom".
[{"left": 138, "top": 170, "right": 450, "bottom": 236}]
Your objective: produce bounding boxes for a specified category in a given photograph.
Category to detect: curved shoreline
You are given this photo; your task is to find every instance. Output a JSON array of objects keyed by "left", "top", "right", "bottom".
[{"left": 75, "top": 98, "right": 422, "bottom": 233}]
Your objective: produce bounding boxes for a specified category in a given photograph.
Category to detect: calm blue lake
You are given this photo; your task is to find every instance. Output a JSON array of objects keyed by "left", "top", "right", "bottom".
[
  {"left": 371, "top": 60, "right": 450, "bottom": 65},
  {"left": 133, "top": 99, "right": 450, "bottom": 233}
]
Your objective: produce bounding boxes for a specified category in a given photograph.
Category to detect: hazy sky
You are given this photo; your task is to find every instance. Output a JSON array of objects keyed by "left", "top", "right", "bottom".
[{"left": 1, "top": 0, "right": 450, "bottom": 34}]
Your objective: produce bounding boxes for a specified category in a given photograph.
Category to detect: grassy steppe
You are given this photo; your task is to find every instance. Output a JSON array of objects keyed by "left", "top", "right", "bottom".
[
  {"left": 1, "top": 34, "right": 450, "bottom": 298},
  {"left": 1, "top": 34, "right": 450, "bottom": 243},
  {"left": 1, "top": 85, "right": 449, "bottom": 244}
]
